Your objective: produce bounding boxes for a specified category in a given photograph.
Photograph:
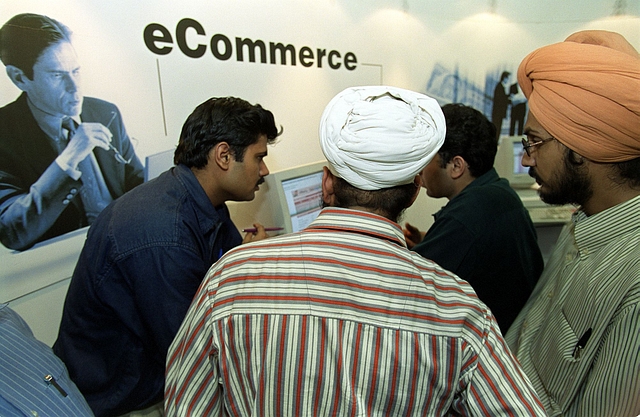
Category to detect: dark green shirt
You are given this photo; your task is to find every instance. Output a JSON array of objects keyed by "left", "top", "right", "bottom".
[{"left": 412, "top": 168, "right": 543, "bottom": 333}]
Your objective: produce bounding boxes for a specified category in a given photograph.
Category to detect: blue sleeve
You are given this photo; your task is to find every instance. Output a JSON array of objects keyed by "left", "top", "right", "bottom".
[{"left": 0, "top": 305, "right": 94, "bottom": 416}]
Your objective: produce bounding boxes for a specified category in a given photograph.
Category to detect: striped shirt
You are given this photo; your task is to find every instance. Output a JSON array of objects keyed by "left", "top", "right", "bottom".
[
  {"left": 0, "top": 304, "right": 94, "bottom": 417},
  {"left": 166, "top": 208, "right": 545, "bottom": 416},
  {"left": 506, "top": 195, "right": 640, "bottom": 417}
]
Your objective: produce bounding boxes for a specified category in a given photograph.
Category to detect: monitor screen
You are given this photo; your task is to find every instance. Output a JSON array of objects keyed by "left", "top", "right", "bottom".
[
  {"left": 264, "top": 161, "right": 326, "bottom": 234},
  {"left": 281, "top": 171, "right": 324, "bottom": 233},
  {"left": 494, "top": 136, "right": 536, "bottom": 189},
  {"left": 512, "top": 140, "right": 528, "bottom": 175}
]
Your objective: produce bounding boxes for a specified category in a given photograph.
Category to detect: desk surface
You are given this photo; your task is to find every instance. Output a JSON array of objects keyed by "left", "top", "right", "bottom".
[{"left": 515, "top": 188, "right": 575, "bottom": 225}]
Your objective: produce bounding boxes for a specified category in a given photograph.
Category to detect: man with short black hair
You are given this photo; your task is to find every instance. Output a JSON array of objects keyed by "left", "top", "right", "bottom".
[
  {"left": 404, "top": 103, "right": 543, "bottom": 332},
  {"left": 54, "top": 96, "right": 281, "bottom": 417}
]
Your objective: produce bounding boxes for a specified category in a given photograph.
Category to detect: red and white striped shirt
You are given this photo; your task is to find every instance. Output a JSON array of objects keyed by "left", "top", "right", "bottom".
[{"left": 165, "top": 208, "right": 545, "bottom": 416}]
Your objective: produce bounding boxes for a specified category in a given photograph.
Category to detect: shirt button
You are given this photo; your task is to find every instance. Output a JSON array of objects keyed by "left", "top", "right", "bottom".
[
  {"left": 62, "top": 199, "right": 70, "bottom": 205},
  {"left": 70, "top": 188, "right": 78, "bottom": 194}
]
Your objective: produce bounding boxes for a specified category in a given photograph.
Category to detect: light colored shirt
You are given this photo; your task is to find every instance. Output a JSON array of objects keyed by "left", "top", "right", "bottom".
[
  {"left": 166, "top": 207, "right": 545, "bottom": 416},
  {"left": 0, "top": 304, "right": 94, "bottom": 416},
  {"left": 506, "top": 195, "right": 640, "bottom": 417}
]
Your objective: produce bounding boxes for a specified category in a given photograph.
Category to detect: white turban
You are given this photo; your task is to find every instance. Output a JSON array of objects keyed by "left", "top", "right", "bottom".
[{"left": 319, "top": 86, "right": 446, "bottom": 190}]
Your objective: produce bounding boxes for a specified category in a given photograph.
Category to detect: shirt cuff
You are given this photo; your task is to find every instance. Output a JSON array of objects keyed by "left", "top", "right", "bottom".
[{"left": 55, "top": 155, "right": 82, "bottom": 181}]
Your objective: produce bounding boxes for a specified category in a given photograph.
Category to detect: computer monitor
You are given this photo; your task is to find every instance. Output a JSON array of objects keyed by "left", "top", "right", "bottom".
[
  {"left": 144, "top": 148, "right": 175, "bottom": 182},
  {"left": 264, "top": 161, "right": 326, "bottom": 234},
  {"left": 494, "top": 135, "right": 536, "bottom": 189}
]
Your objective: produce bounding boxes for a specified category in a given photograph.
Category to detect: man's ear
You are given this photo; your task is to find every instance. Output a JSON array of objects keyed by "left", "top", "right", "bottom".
[
  {"left": 448, "top": 155, "right": 468, "bottom": 180},
  {"left": 321, "top": 166, "right": 336, "bottom": 206},
  {"left": 212, "top": 142, "right": 231, "bottom": 170},
  {"left": 406, "top": 175, "right": 422, "bottom": 208},
  {"left": 6, "top": 65, "right": 29, "bottom": 91}
]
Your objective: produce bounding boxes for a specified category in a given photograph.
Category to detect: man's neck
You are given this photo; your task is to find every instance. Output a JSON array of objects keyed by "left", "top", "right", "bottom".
[
  {"left": 26, "top": 95, "right": 80, "bottom": 141},
  {"left": 447, "top": 175, "right": 476, "bottom": 200},
  {"left": 581, "top": 163, "right": 640, "bottom": 216},
  {"left": 582, "top": 187, "right": 640, "bottom": 216},
  {"left": 344, "top": 205, "right": 397, "bottom": 222}
]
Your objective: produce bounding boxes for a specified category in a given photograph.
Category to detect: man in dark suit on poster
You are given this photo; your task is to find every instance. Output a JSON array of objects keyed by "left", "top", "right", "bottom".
[
  {"left": 491, "top": 70, "right": 512, "bottom": 140},
  {"left": 0, "top": 13, "right": 144, "bottom": 251}
]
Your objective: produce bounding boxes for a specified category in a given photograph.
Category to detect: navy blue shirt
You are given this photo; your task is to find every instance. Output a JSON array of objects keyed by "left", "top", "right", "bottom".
[
  {"left": 412, "top": 168, "right": 543, "bottom": 333},
  {"left": 54, "top": 164, "right": 242, "bottom": 417}
]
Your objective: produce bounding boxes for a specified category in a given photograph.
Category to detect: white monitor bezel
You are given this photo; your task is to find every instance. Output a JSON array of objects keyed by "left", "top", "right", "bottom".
[{"left": 263, "top": 160, "right": 327, "bottom": 234}]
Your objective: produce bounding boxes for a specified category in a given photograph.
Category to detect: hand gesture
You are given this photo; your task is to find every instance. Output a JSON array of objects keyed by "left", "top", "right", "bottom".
[
  {"left": 403, "top": 222, "right": 425, "bottom": 249},
  {"left": 242, "top": 223, "right": 269, "bottom": 244},
  {"left": 60, "top": 122, "right": 113, "bottom": 169}
]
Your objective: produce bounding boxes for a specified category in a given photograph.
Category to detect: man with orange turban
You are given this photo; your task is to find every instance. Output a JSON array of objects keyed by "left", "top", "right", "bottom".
[{"left": 506, "top": 30, "right": 640, "bottom": 417}]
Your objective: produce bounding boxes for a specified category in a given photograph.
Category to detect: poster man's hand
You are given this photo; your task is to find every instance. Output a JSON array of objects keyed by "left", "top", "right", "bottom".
[{"left": 59, "top": 122, "right": 113, "bottom": 169}]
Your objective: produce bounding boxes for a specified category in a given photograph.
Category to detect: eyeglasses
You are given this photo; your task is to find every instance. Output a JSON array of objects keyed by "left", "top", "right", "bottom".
[
  {"left": 522, "top": 136, "right": 555, "bottom": 157},
  {"left": 105, "top": 111, "right": 132, "bottom": 164}
]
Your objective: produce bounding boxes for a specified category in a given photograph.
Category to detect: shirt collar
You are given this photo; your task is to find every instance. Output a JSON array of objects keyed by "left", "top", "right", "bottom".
[
  {"left": 26, "top": 94, "right": 81, "bottom": 141},
  {"left": 173, "top": 164, "right": 231, "bottom": 233},
  {"left": 573, "top": 194, "right": 640, "bottom": 252},
  {"left": 463, "top": 167, "right": 499, "bottom": 190},
  {"left": 432, "top": 168, "right": 499, "bottom": 220},
  {"left": 308, "top": 207, "right": 407, "bottom": 248}
]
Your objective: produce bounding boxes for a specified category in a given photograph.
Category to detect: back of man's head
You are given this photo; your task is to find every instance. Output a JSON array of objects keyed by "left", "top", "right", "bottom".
[
  {"left": 319, "top": 86, "right": 446, "bottom": 220},
  {"left": 174, "top": 96, "right": 281, "bottom": 169},
  {"left": 437, "top": 103, "right": 497, "bottom": 178},
  {"left": 0, "top": 13, "right": 71, "bottom": 80}
]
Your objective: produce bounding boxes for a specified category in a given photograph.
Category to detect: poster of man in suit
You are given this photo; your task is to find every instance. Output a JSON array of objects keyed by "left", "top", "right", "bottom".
[{"left": 0, "top": 13, "right": 144, "bottom": 251}]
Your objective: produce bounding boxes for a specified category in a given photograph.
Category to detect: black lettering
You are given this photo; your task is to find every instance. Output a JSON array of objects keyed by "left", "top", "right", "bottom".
[
  {"left": 270, "top": 42, "right": 296, "bottom": 66},
  {"left": 328, "top": 50, "right": 341, "bottom": 69},
  {"left": 316, "top": 49, "right": 326, "bottom": 68},
  {"left": 143, "top": 23, "right": 173, "bottom": 55},
  {"left": 176, "top": 18, "right": 206, "bottom": 58},
  {"left": 299, "top": 46, "right": 314, "bottom": 67},
  {"left": 211, "top": 34, "right": 232, "bottom": 60},
  {"left": 344, "top": 52, "right": 357, "bottom": 71},
  {"left": 236, "top": 38, "right": 267, "bottom": 63},
  {"left": 143, "top": 19, "right": 359, "bottom": 71}
]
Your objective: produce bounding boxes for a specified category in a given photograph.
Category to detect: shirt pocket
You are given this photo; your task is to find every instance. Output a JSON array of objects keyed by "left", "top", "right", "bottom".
[{"left": 530, "top": 291, "right": 595, "bottom": 412}]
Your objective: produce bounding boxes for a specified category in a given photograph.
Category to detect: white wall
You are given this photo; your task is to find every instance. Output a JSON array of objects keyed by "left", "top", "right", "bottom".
[{"left": 1, "top": 0, "right": 638, "bottom": 345}]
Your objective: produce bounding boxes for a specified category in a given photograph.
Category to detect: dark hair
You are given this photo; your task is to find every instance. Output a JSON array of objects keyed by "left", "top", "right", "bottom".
[
  {"left": 0, "top": 13, "right": 72, "bottom": 79},
  {"left": 174, "top": 97, "right": 281, "bottom": 168},
  {"left": 566, "top": 149, "right": 640, "bottom": 189},
  {"left": 615, "top": 157, "right": 640, "bottom": 188},
  {"left": 437, "top": 103, "right": 497, "bottom": 177},
  {"left": 500, "top": 71, "right": 511, "bottom": 82},
  {"left": 332, "top": 177, "right": 417, "bottom": 222}
]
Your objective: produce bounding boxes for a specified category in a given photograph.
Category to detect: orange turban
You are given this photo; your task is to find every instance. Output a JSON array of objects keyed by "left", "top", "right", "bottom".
[{"left": 518, "top": 30, "right": 640, "bottom": 163}]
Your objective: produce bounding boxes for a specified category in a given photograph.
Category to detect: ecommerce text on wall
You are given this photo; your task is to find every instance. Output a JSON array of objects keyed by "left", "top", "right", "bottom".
[{"left": 144, "top": 18, "right": 358, "bottom": 70}]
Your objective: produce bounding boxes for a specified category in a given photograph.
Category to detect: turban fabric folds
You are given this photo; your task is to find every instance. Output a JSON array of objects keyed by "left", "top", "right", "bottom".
[
  {"left": 319, "top": 86, "right": 446, "bottom": 190},
  {"left": 517, "top": 30, "right": 640, "bottom": 163}
]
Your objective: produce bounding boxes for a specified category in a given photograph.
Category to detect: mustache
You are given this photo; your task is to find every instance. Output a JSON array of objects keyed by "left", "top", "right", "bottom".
[
  {"left": 528, "top": 168, "right": 538, "bottom": 180},
  {"left": 257, "top": 177, "right": 265, "bottom": 186}
]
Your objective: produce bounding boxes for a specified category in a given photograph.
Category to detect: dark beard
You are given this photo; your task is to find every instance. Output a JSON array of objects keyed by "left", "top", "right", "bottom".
[{"left": 531, "top": 155, "right": 592, "bottom": 207}]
